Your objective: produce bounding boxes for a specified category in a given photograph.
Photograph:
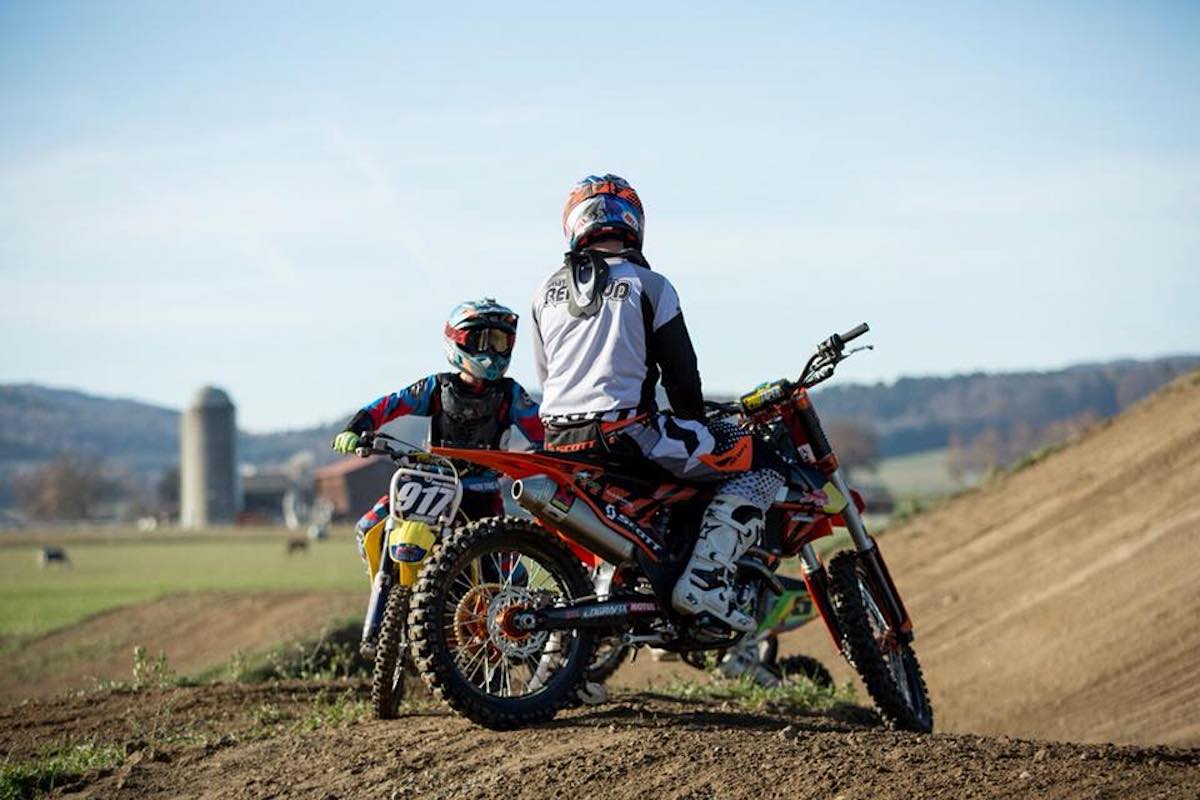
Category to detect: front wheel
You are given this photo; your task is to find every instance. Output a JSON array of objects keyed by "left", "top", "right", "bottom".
[
  {"left": 828, "top": 551, "right": 933, "bottom": 732},
  {"left": 371, "top": 586, "right": 411, "bottom": 719},
  {"left": 408, "top": 517, "right": 596, "bottom": 730}
]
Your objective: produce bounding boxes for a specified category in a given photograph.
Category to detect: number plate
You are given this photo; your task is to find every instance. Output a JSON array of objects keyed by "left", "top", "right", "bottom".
[{"left": 389, "top": 467, "right": 463, "bottom": 526}]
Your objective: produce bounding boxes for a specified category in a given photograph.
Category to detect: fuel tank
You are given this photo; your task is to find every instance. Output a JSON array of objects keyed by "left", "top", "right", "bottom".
[{"left": 511, "top": 475, "right": 637, "bottom": 565}]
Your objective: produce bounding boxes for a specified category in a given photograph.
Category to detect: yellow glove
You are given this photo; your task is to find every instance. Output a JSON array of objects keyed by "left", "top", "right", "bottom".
[{"left": 331, "top": 431, "right": 362, "bottom": 455}]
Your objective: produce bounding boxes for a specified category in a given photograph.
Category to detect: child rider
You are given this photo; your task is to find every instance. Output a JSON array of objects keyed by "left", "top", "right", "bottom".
[{"left": 330, "top": 298, "right": 543, "bottom": 563}]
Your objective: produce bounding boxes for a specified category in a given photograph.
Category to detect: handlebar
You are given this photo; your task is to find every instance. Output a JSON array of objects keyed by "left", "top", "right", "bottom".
[
  {"left": 725, "top": 321, "right": 872, "bottom": 416},
  {"left": 841, "top": 322, "right": 869, "bottom": 344},
  {"left": 356, "top": 432, "right": 458, "bottom": 475},
  {"left": 355, "top": 432, "right": 414, "bottom": 461}
]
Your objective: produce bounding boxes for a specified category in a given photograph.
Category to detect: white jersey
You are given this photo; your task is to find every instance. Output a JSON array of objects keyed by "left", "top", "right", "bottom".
[{"left": 531, "top": 256, "right": 684, "bottom": 422}]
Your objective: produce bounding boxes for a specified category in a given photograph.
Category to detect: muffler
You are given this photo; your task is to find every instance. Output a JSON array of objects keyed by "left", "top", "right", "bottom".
[{"left": 511, "top": 475, "right": 636, "bottom": 565}]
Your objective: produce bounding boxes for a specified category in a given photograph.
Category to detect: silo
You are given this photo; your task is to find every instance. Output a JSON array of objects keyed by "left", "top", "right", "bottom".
[{"left": 180, "top": 386, "right": 238, "bottom": 527}]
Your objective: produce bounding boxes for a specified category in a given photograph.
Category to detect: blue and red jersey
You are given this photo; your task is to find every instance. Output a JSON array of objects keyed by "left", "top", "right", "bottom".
[{"left": 353, "top": 374, "right": 543, "bottom": 447}]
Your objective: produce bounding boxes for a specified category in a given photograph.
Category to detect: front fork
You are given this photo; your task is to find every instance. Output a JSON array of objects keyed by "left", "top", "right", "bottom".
[
  {"left": 829, "top": 468, "right": 913, "bottom": 640},
  {"left": 361, "top": 535, "right": 394, "bottom": 656}
]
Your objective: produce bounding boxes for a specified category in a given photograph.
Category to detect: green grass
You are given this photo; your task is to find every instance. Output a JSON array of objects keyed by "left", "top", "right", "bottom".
[
  {"left": 0, "top": 531, "right": 365, "bottom": 639},
  {"left": 293, "top": 688, "right": 369, "bottom": 732},
  {"left": 210, "top": 618, "right": 370, "bottom": 683},
  {"left": 658, "top": 673, "right": 855, "bottom": 714},
  {"left": 0, "top": 741, "right": 125, "bottom": 800}
]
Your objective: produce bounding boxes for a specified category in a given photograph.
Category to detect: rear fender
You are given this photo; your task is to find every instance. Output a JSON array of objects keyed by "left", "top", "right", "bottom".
[{"left": 431, "top": 446, "right": 589, "bottom": 482}]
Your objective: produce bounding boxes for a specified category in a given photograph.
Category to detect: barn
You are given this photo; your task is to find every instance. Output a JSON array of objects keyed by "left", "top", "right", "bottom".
[{"left": 313, "top": 457, "right": 394, "bottom": 521}]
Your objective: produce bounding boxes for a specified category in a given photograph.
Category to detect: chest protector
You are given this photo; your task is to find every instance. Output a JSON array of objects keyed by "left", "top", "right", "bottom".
[{"left": 429, "top": 373, "right": 511, "bottom": 450}]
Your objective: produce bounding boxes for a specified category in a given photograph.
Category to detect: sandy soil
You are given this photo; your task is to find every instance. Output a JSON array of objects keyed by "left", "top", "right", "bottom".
[{"left": 788, "top": 370, "right": 1200, "bottom": 746}]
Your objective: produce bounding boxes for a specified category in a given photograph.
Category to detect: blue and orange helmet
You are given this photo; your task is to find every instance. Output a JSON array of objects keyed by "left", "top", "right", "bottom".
[
  {"left": 562, "top": 174, "right": 644, "bottom": 251},
  {"left": 443, "top": 298, "right": 518, "bottom": 381}
]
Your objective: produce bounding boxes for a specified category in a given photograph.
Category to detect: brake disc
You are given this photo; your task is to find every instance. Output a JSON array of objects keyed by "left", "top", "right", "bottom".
[{"left": 486, "top": 588, "right": 549, "bottom": 660}]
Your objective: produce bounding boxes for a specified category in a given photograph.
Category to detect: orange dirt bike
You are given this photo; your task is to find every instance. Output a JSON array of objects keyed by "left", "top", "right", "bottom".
[{"left": 390, "top": 323, "right": 932, "bottom": 731}]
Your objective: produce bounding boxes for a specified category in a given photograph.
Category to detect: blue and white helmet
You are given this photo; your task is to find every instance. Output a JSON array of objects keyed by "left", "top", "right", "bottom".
[
  {"left": 562, "top": 174, "right": 645, "bottom": 251},
  {"left": 442, "top": 298, "right": 518, "bottom": 381}
]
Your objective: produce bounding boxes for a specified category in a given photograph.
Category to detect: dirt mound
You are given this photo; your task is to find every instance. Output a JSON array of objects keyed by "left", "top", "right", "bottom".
[
  {"left": 0, "top": 591, "right": 360, "bottom": 703},
  {"left": 2, "top": 682, "right": 1198, "bottom": 799},
  {"left": 791, "top": 370, "right": 1200, "bottom": 746}
]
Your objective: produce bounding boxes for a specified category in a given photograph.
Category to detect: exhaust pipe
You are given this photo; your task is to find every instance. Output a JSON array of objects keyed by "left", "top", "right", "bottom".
[{"left": 512, "top": 475, "right": 636, "bottom": 565}]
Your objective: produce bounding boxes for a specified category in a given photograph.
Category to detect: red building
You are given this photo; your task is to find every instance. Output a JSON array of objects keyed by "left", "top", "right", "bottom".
[{"left": 314, "top": 457, "right": 394, "bottom": 521}]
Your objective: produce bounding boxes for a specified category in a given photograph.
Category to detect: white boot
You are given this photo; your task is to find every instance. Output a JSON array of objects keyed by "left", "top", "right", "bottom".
[{"left": 671, "top": 494, "right": 763, "bottom": 633}]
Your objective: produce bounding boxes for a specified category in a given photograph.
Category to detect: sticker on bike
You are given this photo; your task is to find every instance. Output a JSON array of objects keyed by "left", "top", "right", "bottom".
[{"left": 389, "top": 468, "right": 463, "bottom": 526}]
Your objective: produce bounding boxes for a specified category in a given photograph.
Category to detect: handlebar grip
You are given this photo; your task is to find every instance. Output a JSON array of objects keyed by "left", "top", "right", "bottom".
[{"left": 841, "top": 322, "right": 869, "bottom": 343}]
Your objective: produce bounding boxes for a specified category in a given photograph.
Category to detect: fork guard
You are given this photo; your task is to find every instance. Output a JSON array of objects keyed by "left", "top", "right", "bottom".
[{"left": 856, "top": 541, "right": 914, "bottom": 641}]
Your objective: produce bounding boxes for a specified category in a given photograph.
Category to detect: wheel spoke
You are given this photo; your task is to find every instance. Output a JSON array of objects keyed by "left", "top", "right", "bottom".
[{"left": 437, "top": 543, "right": 583, "bottom": 700}]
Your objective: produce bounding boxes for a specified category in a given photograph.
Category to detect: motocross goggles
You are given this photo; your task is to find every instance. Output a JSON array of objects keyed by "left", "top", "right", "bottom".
[{"left": 444, "top": 323, "right": 515, "bottom": 356}]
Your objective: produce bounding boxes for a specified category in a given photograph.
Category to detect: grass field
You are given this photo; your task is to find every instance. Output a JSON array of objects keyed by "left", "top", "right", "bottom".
[
  {"left": 865, "top": 447, "right": 970, "bottom": 501},
  {"left": 0, "top": 529, "right": 365, "bottom": 639}
]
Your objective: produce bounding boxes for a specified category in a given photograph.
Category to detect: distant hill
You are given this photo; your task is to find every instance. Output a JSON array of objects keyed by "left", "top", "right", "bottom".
[
  {"left": 0, "top": 385, "right": 426, "bottom": 504},
  {"left": 1, "top": 355, "right": 1196, "bottom": 504},
  {"left": 812, "top": 356, "right": 1200, "bottom": 456}
]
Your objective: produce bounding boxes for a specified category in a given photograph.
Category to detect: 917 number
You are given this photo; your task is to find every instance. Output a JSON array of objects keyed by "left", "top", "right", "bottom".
[{"left": 394, "top": 480, "right": 456, "bottom": 522}]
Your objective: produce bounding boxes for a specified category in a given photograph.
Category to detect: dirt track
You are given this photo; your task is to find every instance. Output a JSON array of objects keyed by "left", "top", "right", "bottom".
[
  {"left": 792, "top": 369, "right": 1200, "bottom": 747},
  {"left": 3, "top": 682, "right": 1199, "bottom": 799}
]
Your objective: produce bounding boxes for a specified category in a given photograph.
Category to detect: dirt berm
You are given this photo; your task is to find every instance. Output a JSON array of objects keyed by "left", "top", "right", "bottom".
[{"left": 790, "top": 369, "right": 1200, "bottom": 747}]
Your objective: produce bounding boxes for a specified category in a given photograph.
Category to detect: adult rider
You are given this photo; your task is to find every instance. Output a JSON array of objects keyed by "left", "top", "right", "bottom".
[{"left": 530, "top": 174, "right": 786, "bottom": 632}]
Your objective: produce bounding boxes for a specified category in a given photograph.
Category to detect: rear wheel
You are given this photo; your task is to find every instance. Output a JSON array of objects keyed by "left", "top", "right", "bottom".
[
  {"left": 586, "top": 637, "right": 630, "bottom": 684},
  {"left": 371, "top": 586, "right": 410, "bottom": 720},
  {"left": 409, "top": 517, "right": 596, "bottom": 729},
  {"left": 773, "top": 654, "right": 834, "bottom": 689},
  {"left": 828, "top": 551, "right": 933, "bottom": 732}
]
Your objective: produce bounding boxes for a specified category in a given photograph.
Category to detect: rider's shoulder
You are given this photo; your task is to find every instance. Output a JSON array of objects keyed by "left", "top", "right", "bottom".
[{"left": 627, "top": 263, "right": 678, "bottom": 302}]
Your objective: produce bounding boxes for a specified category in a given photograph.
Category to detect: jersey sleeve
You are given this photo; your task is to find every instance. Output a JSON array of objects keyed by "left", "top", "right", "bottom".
[
  {"left": 643, "top": 271, "right": 683, "bottom": 331},
  {"left": 346, "top": 374, "right": 438, "bottom": 433},
  {"left": 506, "top": 380, "right": 545, "bottom": 447},
  {"left": 531, "top": 293, "right": 549, "bottom": 387},
  {"left": 641, "top": 270, "right": 703, "bottom": 419}
]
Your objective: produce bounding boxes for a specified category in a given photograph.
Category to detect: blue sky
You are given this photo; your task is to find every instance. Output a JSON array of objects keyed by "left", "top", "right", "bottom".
[{"left": 1, "top": 1, "right": 1197, "bottom": 430}]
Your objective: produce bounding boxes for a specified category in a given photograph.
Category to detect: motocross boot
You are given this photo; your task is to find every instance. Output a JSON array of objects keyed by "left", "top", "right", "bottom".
[
  {"left": 671, "top": 494, "right": 763, "bottom": 633},
  {"left": 718, "top": 638, "right": 780, "bottom": 687}
]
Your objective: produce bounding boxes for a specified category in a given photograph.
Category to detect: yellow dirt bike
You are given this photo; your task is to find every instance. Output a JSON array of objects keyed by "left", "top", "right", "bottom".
[{"left": 357, "top": 434, "right": 463, "bottom": 719}]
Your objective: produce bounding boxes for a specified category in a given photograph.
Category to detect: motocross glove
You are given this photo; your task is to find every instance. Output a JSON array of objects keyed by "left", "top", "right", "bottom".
[{"left": 331, "top": 431, "right": 361, "bottom": 455}]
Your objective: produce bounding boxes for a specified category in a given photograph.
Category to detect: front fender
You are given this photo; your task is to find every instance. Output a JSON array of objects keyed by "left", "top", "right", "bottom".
[{"left": 389, "top": 520, "right": 438, "bottom": 586}]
